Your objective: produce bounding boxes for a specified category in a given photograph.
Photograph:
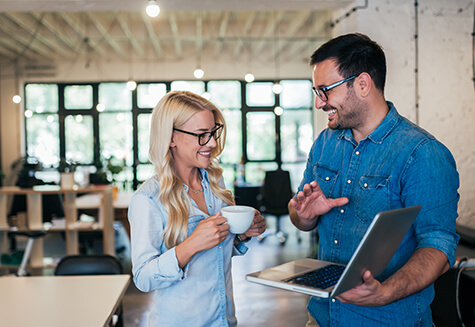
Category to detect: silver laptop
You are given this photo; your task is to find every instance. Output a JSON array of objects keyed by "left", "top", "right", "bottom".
[{"left": 246, "top": 206, "right": 421, "bottom": 298}]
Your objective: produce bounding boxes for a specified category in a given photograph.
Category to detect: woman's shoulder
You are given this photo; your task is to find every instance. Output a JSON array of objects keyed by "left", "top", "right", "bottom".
[{"left": 133, "top": 175, "right": 161, "bottom": 199}]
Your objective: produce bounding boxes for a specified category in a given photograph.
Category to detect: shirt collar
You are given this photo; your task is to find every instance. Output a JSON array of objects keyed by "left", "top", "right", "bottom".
[
  {"left": 338, "top": 101, "right": 401, "bottom": 145},
  {"left": 366, "top": 101, "right": 400, "bottom": 144},
  {"left": 181, "top": 168, "right": 210, "bottom": 191}
]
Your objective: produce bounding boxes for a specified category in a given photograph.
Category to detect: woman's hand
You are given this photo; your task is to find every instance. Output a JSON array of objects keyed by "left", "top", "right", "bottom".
[{"left": 176, "top": 213, "right": 229, "bottom": 268}]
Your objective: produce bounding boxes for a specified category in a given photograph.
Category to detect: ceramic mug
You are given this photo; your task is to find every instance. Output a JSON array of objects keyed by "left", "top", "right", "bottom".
[{"left": 221, "top": 205, "right": 255, "bottom": 234}]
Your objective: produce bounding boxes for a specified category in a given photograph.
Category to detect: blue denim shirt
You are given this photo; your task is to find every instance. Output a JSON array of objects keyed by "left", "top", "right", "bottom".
[
  {"left": 299, "top": 103, "right": 459, "bottom": 327},
  {"left": 128, "top": 169, "right": 247, "bottom": 327}
]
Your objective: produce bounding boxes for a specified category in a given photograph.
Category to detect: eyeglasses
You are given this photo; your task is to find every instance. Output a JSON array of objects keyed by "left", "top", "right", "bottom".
[
  {"left": 173, "top": 124, "right": 223, "bottom": 146},
  {"left": 312, "top": 75, "right": 357, "bottom": 102}
]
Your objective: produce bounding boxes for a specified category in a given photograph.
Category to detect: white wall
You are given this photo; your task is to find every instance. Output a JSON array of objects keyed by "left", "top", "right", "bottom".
[
  {"left": 1, "top": 0, "right": 474, "bottom": 227},
  {"left": 343, "top": 0, "right": 475, "bottom": 228}
]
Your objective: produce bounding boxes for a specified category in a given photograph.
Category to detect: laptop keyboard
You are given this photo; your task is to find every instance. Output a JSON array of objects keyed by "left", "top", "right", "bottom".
[{"left": 288, "top": 264, "right": 345, "bottom": 289}]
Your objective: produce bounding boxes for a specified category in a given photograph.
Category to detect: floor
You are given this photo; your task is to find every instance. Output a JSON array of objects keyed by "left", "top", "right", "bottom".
[
  {"left": 5, "top": 216, "right": 315, "bottom": 327},
  {"left": 122, "top": 218, "right": 314, "bottom": 327}
]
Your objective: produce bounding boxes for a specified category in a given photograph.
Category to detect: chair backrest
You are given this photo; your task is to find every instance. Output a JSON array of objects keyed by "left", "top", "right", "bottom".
[
  {"left": 260, "top": 169, "right": 293, "bottom": 215},
  {"left": 54, "top": 254, "right": 123, "bottom": 276}
]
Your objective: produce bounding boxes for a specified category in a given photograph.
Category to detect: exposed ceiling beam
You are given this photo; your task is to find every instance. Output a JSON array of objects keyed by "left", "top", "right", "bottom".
[
  {"left": 140, "top": 11, "right": 163, "bottom": 59},
  {"left": 5, "top": 12, "right": 70, "bottom": 57},
  {"left": 168, "top": 12, "right": 183, "bottom": 59},
  {"left": 86, "top": 12, "right": 126, "bottom": 59},
  {"left": 0, "top": 0, "right": 353, "bottom": 13},
  {"left": 117, "top": 12, "right": 144, "bottom": 58},
  {"left": 233, "top": 11, "right": 258, "bottom": 59},
  {"left": 214, "top": 11, "right": 230, "bottom": 58}
]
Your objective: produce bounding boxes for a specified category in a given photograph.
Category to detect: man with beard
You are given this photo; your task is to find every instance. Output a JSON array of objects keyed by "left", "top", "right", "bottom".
[{"left": 289, "top": 33, "right": 459, "bottom": 326}]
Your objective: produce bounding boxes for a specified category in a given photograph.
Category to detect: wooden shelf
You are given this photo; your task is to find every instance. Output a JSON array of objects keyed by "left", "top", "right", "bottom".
[{"left": 0, "top": 185, "right": 115, "bottom": 269}]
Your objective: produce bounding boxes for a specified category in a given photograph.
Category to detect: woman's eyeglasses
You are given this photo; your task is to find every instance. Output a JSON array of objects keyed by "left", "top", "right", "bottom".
[{"left": 173, "top": 124, "right": 224, "bottom": 146}]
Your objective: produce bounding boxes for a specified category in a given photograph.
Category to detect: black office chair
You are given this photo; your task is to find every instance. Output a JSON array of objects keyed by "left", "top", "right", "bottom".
[
  {"left": 55, "top": 254, "right": 125, "bottom": 326},
  {"left": 258, "top": 169, "right": 298, "bottom": 245}
]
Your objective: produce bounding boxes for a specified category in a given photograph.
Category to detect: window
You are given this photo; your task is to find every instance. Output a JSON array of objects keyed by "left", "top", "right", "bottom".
[{"left": 24, "top": 79, "right": 313, "bottom": 192}]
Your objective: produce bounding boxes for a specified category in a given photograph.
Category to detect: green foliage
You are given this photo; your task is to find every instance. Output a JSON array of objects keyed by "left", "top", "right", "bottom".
[{"left": 57, "top": 158, "right": 76, "bottom": 173}]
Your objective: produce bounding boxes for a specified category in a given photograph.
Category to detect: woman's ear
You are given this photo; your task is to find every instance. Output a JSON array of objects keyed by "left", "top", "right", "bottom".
[
  {"left": 355, "top": 72, "right": 372, "bottom": 98},
  {"left": 170, "top": 132, "right": 177, "bottom": 148}
]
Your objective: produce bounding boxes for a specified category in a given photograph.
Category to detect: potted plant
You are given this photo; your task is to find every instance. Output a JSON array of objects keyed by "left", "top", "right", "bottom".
[{"left": 57, "top": 158, "right": 76, "bottom": 188}]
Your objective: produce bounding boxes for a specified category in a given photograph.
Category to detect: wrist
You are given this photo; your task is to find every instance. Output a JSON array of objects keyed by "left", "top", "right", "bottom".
[{"left": 234, "top": 234, "right": 251, "bottom": 245}]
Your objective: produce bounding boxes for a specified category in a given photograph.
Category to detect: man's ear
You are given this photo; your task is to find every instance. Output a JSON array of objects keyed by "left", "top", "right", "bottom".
[{"left": 355, "top": 73, "right": 372, "bottom": 98}]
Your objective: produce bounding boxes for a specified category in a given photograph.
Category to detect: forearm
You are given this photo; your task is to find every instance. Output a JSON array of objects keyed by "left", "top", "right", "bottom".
[
  {"left": 175, "top": 237, "right": 199, "bottom": 269},
  {"left": 380, "top": 247, "right": 449, "bottom": 304}
]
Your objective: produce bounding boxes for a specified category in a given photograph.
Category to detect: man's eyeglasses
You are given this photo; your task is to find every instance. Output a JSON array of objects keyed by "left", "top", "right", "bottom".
[
  {"left": 312, "top": 75, "right": 357, "bottom": 102},
  {"left": 173, "top": 124, "right": 224, "bottom": 146}
]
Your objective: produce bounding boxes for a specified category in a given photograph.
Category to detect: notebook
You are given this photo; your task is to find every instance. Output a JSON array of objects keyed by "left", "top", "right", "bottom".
[{"left": 246, "top": 206, "right": 421, "bottom": 298}]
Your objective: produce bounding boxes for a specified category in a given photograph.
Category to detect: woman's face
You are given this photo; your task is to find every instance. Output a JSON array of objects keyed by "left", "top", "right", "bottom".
[{"left": 170, "top": 110, "right": 218, "bottom": 172}]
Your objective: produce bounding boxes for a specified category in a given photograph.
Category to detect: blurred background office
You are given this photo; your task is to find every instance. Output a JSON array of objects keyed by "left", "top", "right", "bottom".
[
  {"left": 0, "top": 0, "right": 473, "bottom": 231},
  {"left": 0, "top": 1, "right": 474, "bottom": 325}
]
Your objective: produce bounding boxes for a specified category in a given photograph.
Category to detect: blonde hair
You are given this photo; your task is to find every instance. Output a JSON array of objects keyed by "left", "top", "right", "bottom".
[{"left": 149, "top": 90, "right": 235, "bottom": 249}]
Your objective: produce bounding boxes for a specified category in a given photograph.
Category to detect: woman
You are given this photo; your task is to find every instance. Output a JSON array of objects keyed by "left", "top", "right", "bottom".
[{"left": 128, "top": 90, "right": 265, "bottom": 326}]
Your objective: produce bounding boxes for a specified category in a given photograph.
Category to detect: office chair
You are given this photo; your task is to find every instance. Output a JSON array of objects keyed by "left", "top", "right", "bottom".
[
  {"left": 55, "top": 254, "right": 125, "bottom": 327},
  {"left": 258, "top": 169, "right": 298, "bottom": 245}
]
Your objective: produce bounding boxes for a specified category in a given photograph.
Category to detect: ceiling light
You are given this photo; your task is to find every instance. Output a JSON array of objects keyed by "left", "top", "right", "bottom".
[
  {"left": 146, "top": 0, "right": 160, "bottom": 18},
  {"left": 272, "top": 82, "right": 283, "bottom": 94},
  {"left": 244, "top": 73, "right": 255, "bottom": 83},
  {"left": 12, "top": 94, "right": 22, "bottom": 104},
  {"left": 274, "top": 106, "right": 284, "bottom": 116},
  {"left": 194, "top": 68, "right": 204, "bottom": 79},
  {"left": 202, "top": 92, "right": 211, "bottom": 100},
  {"left": 126, "top": 80, "right": 137, "bottom": 91}
]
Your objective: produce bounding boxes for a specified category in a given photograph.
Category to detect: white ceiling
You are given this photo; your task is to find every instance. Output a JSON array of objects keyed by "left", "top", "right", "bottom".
[{"left": 0, "top": 0, "right": 353, "bottom": 73}]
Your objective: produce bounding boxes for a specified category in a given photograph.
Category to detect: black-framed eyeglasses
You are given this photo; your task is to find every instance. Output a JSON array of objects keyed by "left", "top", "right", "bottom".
[
  {"left": 312, "top": 75, "right": 357, "bottom": 102},
  {"left": 173, "top": 124, "right": 224, "bottom": 146}
]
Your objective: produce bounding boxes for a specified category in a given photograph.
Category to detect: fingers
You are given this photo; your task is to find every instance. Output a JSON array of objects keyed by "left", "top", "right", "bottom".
[{"left": 330, "top": 197, "right": 349, "bottom": 208}]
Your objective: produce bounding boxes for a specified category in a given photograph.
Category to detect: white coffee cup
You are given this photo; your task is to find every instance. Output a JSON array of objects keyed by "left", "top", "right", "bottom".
[{"left": 221, "top": 205, "right": 255, "bottom": 234}]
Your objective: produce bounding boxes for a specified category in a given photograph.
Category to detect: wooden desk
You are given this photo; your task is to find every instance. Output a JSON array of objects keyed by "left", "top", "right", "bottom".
[
  {"left": 0, "top": 185, "right": 115, "bottom": 270},
  {"left": 0, "top": 274, "right": 130, "bottom": 327}
]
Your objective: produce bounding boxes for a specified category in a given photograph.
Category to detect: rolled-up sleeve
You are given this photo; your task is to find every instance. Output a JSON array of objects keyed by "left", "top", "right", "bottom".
[{"left": 401, "top": 138, "right": 460, "bottom": 267}]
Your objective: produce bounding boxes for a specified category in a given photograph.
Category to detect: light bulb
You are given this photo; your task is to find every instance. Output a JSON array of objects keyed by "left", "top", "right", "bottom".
[
  {"left": 96, "top": 103, "right": 105, "bottom": 112},
  {"left": 126, "top": 80, "right": 137, "bottom": 91},
  {"left": 146, "top": 0, "right": 160, "bottom": 17},
  {"left": 274, "top": 106, "right": 284, "bottom": 116},
  {"left": 272, "top": 82, "right": 283, "bottom": 94},
  {"left": 202, "top": 92, "right": 211, "bottom": 100},
  {"left": 244, "top": 73, "right": 255, "bottom": 83},
  {"left": 194, "top": 68, "right": 204, "bottom": 79},
  {"left": 12, "top": 94, "right": 22, "bottom": 103}
]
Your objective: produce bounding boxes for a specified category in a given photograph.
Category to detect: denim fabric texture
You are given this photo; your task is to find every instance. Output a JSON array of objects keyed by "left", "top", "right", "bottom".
[
  {"left": 299, "top": 103, "right": 460, "bottom": 327},
  {"left": 128, "top": 169, "right": 246, "bottom": 326}
]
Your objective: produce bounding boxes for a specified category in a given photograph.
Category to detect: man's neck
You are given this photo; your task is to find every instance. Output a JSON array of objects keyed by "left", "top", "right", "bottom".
[{"left": 352, "top": 98, "right": 389, "bottom": 143}]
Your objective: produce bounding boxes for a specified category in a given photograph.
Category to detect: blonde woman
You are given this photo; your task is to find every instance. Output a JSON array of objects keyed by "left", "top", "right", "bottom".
[{"left": 128, "top": 90, "right": 265, "bottom": 326}]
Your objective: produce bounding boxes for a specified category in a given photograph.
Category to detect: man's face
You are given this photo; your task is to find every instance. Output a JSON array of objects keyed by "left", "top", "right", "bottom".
[{"left": 312, "top": 60, "right": 366, "bottom": 131}]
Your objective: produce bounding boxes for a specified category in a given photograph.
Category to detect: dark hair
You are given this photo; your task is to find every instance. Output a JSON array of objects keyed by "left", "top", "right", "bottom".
[{"left": 309, "top": 33, "right": 386, "bottom": 92}]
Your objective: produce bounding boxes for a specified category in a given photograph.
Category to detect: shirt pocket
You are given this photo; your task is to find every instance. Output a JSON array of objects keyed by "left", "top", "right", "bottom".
[
  {"left": 187, "top": 215, "right": 204, "bottom": 235},
  {"left": 356, "top": 175, "right": 390, "bottom": 223},
  {"left": 314, "top": 164, "right": 340, "bottom": 198}
]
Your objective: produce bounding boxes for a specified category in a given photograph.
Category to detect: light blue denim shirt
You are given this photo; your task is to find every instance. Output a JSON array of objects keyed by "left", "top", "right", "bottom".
[
  {"left": 299, "top": 103, "right": 460, "bottom": 326},
  {"left": 128, "top": 169, "right": 247, "bottom": 327}
]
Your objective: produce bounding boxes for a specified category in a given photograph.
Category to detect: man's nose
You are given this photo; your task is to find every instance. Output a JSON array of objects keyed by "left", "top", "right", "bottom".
[{"left": 314, "top": 96, "right": 327, "bottom": 110}]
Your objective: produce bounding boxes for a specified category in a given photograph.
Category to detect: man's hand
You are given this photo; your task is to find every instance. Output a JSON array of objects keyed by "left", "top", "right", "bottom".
[
  {"left": 335, "top": 247, "right": 449, "bottom": 307},
  {"left": 289, "top": 181, "right": 348, "bottom": 230},
  {"left": 336, "top": 270, "right": 388, "bottom": 306},
  {"left": 242, "top": 210, "right": 266, "bottom": 238}
]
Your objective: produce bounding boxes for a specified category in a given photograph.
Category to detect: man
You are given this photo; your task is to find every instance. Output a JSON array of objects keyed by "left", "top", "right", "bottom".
[{"left": 289, "top": 33, "right": 460, "bottom": 326}]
